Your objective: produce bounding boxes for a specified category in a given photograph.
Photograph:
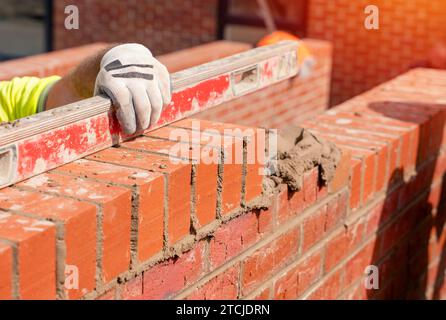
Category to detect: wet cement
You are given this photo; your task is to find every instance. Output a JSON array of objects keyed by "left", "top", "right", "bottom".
[{"left": 266, "top": 126, "right": 341, "bottom": 192}]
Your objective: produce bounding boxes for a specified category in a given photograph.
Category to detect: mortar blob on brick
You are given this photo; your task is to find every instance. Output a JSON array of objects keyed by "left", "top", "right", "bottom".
[{"left": 266, "top": 126, "right": 341, "bottom": 192}]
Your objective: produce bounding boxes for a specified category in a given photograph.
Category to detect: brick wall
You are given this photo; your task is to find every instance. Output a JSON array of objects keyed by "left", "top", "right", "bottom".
[
  {"left": 52, "top": 0, "right": 217, "bottom": 55},
  {"left": 307, "top": 0, "right": 446, "bottom": 106},
  {"left": 300, "top": 68, "right": 446, "bottom": 299},
  {"left": 1, "top": 66, "right": 446, "bottom": 299},
  {"left": 0, "top": 43, "right": 109, "bottom": 81},
  {"left": 1, "top": 38, "right": 446, "bottom": 299}
]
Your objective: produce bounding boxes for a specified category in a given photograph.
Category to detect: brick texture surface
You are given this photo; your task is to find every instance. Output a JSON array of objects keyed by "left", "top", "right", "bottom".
[
  {"left": 52, "top": 0, "right": 217, "bottom": 55},
  {"left": 307, "top": 0, "right": 446, "bottom": 106},
  {"left": 0, "top": 43, "right": 108, "bottom": 80},
  {"left": 1, "top": 35, "right": 446, "bottom": 300}
]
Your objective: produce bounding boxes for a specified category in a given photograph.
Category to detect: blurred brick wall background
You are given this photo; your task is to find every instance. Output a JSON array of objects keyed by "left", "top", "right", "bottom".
[
  {"left": 224, "top": 0, "right": 446, "bottom": 105},
  {"left": 51, "top": 0, "right": 446, "bottom": 106},
  {"left": 306, "top": 0, "right": 446, "bottom": 105},
  {"left": 52, "top": 0, "right": 217, "bottom": 55}
]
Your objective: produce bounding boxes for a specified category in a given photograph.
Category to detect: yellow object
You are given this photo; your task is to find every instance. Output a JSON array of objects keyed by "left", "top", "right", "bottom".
[
  {"left": 0, "top": 76, "right": 60, "bottom": 122},
  {"left": 257, "top": 31, "right": 315, "bottom": 78}
]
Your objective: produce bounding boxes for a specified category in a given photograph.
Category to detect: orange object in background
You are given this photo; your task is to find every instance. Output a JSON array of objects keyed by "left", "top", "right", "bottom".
[
  {"left": 257, "top": 30, "right": 299, "bottom": 46},
  {"left": 428, "top": 43, "right": 446, "bottom": 70},
  {"left": 410, "top": 42, "right": 446, "bottom": 70},
  {"left": 257, "top": 31, "right": 315, "bottom": 79}
]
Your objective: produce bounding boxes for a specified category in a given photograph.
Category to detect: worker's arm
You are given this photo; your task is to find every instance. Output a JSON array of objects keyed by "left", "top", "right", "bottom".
[
  {"left": 45, "top": 47, "right": 109, "bottom": 109},
  {"left": 46, "top": 43, "right": 171, "bottom": 134},
  {"left": 0, "top": 76, "right": 61, "bottom": 123}
]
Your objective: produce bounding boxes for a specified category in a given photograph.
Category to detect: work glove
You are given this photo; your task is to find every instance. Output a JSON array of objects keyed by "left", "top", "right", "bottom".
[{"left": 94, "top": 43, "right": 171, "bottom": 135}]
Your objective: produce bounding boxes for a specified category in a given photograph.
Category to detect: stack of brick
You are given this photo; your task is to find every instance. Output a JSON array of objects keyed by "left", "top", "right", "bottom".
[
  {"left": 1, "top": 67, "right": 446, "bottom": 300},
  {"left": 0, "top": 117, "right": 264, "bottom": 300}
]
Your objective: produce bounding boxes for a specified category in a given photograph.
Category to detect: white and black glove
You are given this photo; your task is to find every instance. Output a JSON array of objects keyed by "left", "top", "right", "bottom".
[{"left": 94, "top": 43, "right": 171, "bottom": 134}]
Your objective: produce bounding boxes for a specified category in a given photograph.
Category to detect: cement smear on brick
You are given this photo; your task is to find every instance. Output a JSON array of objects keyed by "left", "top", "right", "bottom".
[{"left": 268, "top": 126, "right": 341, "bottom": 192}]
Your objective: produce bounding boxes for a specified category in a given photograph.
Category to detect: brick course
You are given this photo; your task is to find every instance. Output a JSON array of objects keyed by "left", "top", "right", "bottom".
[{"left": 1, "top": 42, "right": 446, "bottom": 300}]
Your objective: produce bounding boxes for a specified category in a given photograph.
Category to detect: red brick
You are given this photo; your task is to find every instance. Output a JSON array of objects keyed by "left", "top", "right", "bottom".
[
  {"left": 0, "top": 188, "right": 96, "bottom": 299},
  {"left": 364, "top": 203, "right": 383, "bottom": 238},
  {"left": 257, "top": 207, "right": 273, "bottom": 236},
  {"left": 245, "top": 129, "right": 265, "bottom": 204},
  {"left": 142, "top": 242, "right": 205, "bottom": 299},
  {"left": 325, "top": 194, "right": 345, "bottom": 231},
  {"left": 306, "top": 121, "right": 400, "bottom": 188},
  {"left": 357, "top": 149, "right": 377, "bottom": 205},
  {"left": 380, "top": 214, "right": 411, "bottom": 258},
  {"left": 287, "top": 188, "right": 305, "bottom": 217},
  {"left": 368, "top": 102, "right": 442, "bottom": 164},
  {"left": 121, "top": 275, "right": 143, "bottom": 300},
  {"left": 209, "top": 213, "right": 258, "bottom": 269},
  {"left": 19, "top": 172, "right": 131, "bottom": 283},
  {"left": 350, "top": 158, "right": 362, "bottom": 210},
  {"left": 296, "top": 251, "right": 323, "bottom": 296},
  {"left": 337, "top": 190, "right": 349, "bottom": 218},
  {"left": 308, "top": 269, "right": 343, "bottom": 300},
  {"left": 0, "top": 213, "right": 56, "bottom": 299},
  {"left": 306, "top": 123, "right": 388, "bottom": 192},
  {"left": 186, "top": 265, "right": 239, "bottom": 300},
  {"left": 317, "top": 181, "right": 328, "bottom": 200},
  {"left": 0, "top": 242, "right": 12, "bottom": 300},
  {"left": 343, "top": 282, "right": 368, "bottom": 300},
  {"left": 350, "top": 107, "right": 422, "bottom": 170},
  {"left": 326, "top": 147, "right": 374, "bottom": 207},
  {"left": 273, "top": 250, "right": 322, "bottom": 299},
  {"left": 318, "top": 111, "right": 415, "bottom": 176},
  {"left": 273, "top": 268, "right": 298, "bottom": 300},
  {"left": 398, "top": 162, "right": 436, "bottom": 212},
  {"left": 56, "top": 159, "right": 165, "bottom": 262},
  {"left": 275, "top": 186, "right": 292, "bottom": 224},
  {"left": 344, "top": 241, "right": 375, "bottom": 287},
  {"left": 241, "top": 226, "right": 300, "bottom": 294},
  {"left": 123, "top": 136, "right": 218, "bottom": 228},
  {"left": 274, "top": 226, "right": 300, "bottom": 266},
  {"left": 0, "top": 43, "right": 109, "bottom": 80},
  {"left": 220, "top": 161, "right": 244, "bottom": 215},
  {"left": 147, "top": 123, "right": 242, "bottom": 216},
  {"left": 303, "top": 169, "right": 318, "bottom": 207},
  {"left": 302, "top": 205, "right": 327, "bottom": 252},
  {"left": 325, "top": 219, "right": 364, "bottom": 272},
  {"left": 172, "top": 119, "right": 264, "bottom": 206},
  {"left": 433, "top": 152, "right": 446, "bottom": 185},
  {"left": 87, "top": 147, "right": 190, "bottom": 245}
]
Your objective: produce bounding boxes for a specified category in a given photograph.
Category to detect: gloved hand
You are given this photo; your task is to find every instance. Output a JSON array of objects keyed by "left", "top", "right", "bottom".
[{"left": 94, "top": 43, "right": 171, "bottom": 134}]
